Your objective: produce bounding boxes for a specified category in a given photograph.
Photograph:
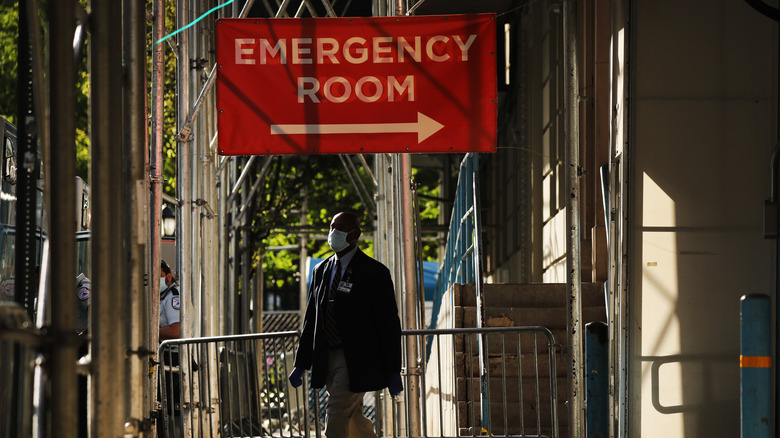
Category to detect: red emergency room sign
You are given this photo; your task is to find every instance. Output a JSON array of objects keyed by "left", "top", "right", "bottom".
[{"left": 215, "top": 14, "right": 497, "bottom": 156}]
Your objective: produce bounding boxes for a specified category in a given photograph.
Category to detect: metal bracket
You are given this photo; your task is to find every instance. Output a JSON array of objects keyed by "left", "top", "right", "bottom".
[
  {"left": 194, "top": 198, "right": 217, "bottom": 219},
  {"left": 190, "top": 57, "right": 208, "bottom": 70},
  {"left": 177, "top": 123, "right": 192, "bottom": 142},
  {"left": 407, "top": 366, "right": 423, "bottom": 376}
]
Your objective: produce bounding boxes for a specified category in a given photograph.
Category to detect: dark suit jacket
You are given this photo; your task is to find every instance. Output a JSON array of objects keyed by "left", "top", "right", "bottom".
[{"left": 294, "top": 249, "right": 402, "bottom": 392}]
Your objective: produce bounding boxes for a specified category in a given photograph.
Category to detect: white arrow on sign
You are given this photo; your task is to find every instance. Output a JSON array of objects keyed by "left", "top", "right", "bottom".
[{"left": 270, "top": 112, "right": 444, "bottom": 144}]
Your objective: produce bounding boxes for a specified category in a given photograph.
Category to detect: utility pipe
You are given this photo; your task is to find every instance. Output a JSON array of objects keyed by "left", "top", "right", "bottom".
[{"left": 564, "top": 1, "right": 584, "bottom": 436}]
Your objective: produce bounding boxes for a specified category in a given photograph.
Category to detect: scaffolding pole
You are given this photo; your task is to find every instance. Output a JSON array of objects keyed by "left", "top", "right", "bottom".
[
  {"left": 149, "top": 0, "right": 166, "bottom": 431},
  {"left": 91, "top": 0, "right": 128, "bottom": 435},
  {"left": 49, "top": 0, "right": 77, "bottom": 436},
  {"left": 564, "top": 1, "right": 584, "bottom": 437},
  {"left": 400, "top": 154, "right": 422, "bottom": 436},
  {"left": 123, "top": 0, "right": 148, "bottom": 432}
]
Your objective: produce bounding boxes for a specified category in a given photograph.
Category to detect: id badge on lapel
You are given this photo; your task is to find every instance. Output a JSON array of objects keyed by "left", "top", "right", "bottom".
[{"left": 337, "top": 266, "right": 354, "bottom": 294}]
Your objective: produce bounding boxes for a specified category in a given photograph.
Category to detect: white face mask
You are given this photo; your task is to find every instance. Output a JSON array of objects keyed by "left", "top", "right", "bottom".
[
  {"left": 160, "top": 277, "right": 169, "bottom": 293},
  {"left": 328, "top": 229, "right": 352, "bottom": 253}
]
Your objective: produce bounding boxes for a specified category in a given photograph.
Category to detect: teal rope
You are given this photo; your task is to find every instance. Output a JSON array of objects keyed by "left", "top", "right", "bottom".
[{"left": 152, "top": 0, "right": 235, "bottom": 47}]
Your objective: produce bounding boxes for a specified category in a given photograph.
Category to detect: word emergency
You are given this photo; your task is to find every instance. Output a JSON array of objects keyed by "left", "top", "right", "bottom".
[{"left": 233, "top": 34, "right": 478, "bottom": 103}]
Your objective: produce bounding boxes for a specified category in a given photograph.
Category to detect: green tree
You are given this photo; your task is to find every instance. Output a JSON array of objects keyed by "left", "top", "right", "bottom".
[
  {"left": 253, "top": 155, "right": 368, "bottom": 309},
  {"left": 0, "top": 1, "right": 178, "bottom": 191},
  {"left": 0, "top": 1, "right": 19, "bottom": 126},
  {"left": 254, "top": 155, "right": 441, "bottom": 310}
]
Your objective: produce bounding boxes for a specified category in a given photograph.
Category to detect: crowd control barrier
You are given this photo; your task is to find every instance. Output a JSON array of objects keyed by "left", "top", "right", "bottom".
[{"left": 157, "top": 326, "right": 560, "bottom": 438}]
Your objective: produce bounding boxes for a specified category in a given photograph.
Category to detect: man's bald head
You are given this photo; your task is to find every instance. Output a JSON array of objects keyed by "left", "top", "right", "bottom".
[{"left": 333, "top": 211, "right": 360, "bottom": 231}]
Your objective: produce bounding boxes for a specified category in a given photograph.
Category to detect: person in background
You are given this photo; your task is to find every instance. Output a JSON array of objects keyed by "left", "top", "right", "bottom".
[
  {"left": 159, "top": 260, "right": 180, "bottom": 340},
  {"left": 159, "top": 260, "right": 182, "bottom": 436},
  {"left": 288, "top": 211, "right": 403, "bottom": 438}
]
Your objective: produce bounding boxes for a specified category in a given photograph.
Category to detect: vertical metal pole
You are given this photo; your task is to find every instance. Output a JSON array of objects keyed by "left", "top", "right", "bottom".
[
  {"left": 411, "top": 185, "right": 426, "bottom": 331},
  {"left": 199, "top": 1, "right": 219, "bottom": 340},
  {"left": 91, "top": 0, "right": 127, "bottom": 435},
  {"left": 180, "top": 3, "right": 198, "bottom": 434},
  {"left": 585, "top": 322, "right": 608, "bottom": 438},
  {"left": 14, "top": 0, "right": 37, "bottom": 318},
  {"left": 149, "top": 0, "right": 165, "bottom": 342},
  {"left": 219, "top": 166, "right": 227, "bottom": 334},
  {"left": 400, "top": 154, "right": 421, "bottom": 436},
  {"left": 564, "top": 0, "right": 584, "bottom": 437},
  {"left": 177, "top": 1, "right": 192, "bottom": 337},
  {"left": 741, "top": 294, "right": 771, "bottom": 438},
  {"left": 299, "top": 189, "right": 309, "bottom": 322},
  {"left": 124, "top": 0, "right": 148, "bottom": 432},
  {"left": 49, "top": 1, "right": 77, "bottom": 436},
  {"left": 391, "top": 0, "right": 420, "bottom": 431},
  {"left": 241, "top": 226, "right": 250, "bottom": 331},
  {"left": 188, "top": 1, "right": 202, "bottom": 342},
  {"left": 149, "top": 0, "right": 165, "bottom": 429},
  {"left": 470, "top": 153, "right": 490, "bottom": 434}
]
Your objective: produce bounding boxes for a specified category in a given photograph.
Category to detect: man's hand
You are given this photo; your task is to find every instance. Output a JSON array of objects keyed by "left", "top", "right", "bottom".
[
  {"left": 289, "top": 367, "right": 304, "bottom": 388},
  {"left": 387, "top": 372, "right": 403, "bottom": 398}
]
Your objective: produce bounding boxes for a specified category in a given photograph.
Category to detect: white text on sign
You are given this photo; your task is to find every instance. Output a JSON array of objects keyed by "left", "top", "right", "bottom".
[
  {"left": 234, "top": 34, "right": 477, "bottom": 104},
  {"left": 234, "top": 35, "right": 478, "bottom": 65}
]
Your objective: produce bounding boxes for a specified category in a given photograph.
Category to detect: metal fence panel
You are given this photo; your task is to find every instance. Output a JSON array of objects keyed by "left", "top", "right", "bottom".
[
  {"left": 158, "top": 326, "right": 558, "bottom": 438},
  {"left": 159, "top": 331, "right": 309, "bottom": 438}
]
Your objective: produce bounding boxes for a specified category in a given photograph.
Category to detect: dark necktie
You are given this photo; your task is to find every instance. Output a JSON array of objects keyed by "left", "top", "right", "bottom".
[{"left": 323, "top": 259, "right": 342, "bottom": 346}]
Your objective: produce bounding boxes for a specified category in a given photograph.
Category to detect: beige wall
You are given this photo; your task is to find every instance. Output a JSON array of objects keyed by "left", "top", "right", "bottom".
[{"left": 630, "top": 0, "right": 776, "bottom": 436}]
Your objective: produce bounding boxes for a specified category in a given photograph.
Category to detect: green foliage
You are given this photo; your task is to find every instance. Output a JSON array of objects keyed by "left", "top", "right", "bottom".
[
  {"left": 255, "top": 155, "right": 369, "bottom": 304},
  {"left": 0, "top": 1, "right": 18, "bottom": 125},
  {"left": 0, "top": 0, "right": 177, "bottom": 190},
  {"left": 0, "top": 0, "right": 97, "bottom": 183},
  {"left": 256, "top": 156, "right": 442, "bottom": 310},
  {"left": 413, "top": 167, "right": 441, "bottom": 261}
]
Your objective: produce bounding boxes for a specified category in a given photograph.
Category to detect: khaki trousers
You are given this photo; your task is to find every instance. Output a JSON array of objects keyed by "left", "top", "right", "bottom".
[{"left": 325, "top": 347, "right": 379, "bottom": 438}]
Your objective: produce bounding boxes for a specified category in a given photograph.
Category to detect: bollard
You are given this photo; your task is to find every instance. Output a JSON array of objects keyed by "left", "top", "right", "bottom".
[
  {"left": 585, "top": 321, "right": 608, "bottom": 438},
  {"left": 740, "top": 294, "right": 771, "bottom": 438}
]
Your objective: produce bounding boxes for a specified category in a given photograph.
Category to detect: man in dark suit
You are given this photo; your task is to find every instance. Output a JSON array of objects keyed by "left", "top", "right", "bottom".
[{"left": 289, "top": 211, "right": 403, "bottom": 438}]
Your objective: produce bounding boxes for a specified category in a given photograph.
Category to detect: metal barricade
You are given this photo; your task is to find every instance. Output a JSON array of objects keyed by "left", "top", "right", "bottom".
[
  {"left": 158, "top": 331, "right": 312, "bottom": 438},
  {"left": 157, "top": 326, "right": 559, "bottom": 438},
  {"left": 393, "top": 327, "right": 559, "bottom": 438}
]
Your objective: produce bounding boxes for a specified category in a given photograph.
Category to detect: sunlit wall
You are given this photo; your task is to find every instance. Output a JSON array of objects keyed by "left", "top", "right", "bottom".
[{"left": 630, "top": 0, "right": 777, "bottom": 435}]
